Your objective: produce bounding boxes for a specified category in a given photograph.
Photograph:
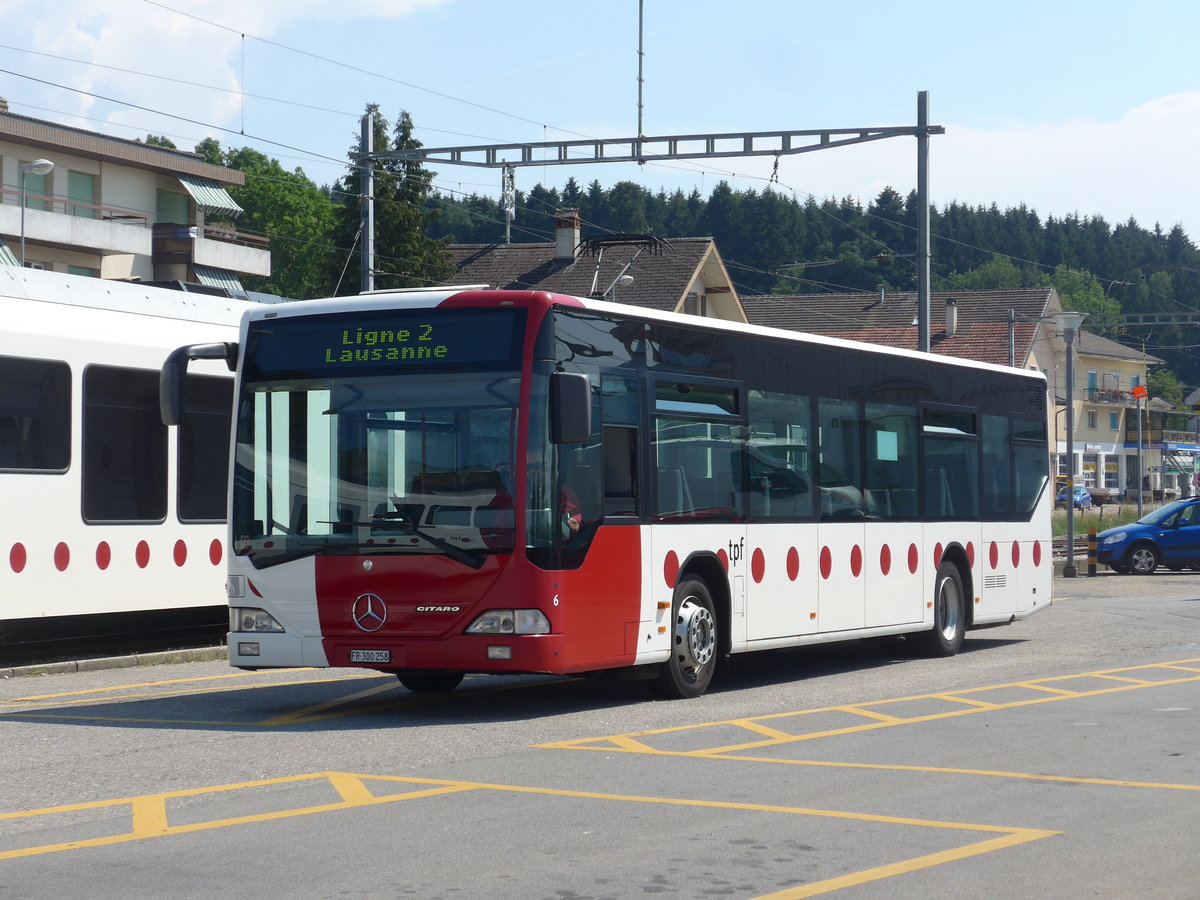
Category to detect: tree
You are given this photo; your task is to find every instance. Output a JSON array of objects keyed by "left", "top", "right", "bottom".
[
  {"left": 218, "top": 145, "right": 338, "bottom": 300},
  {"left": 951, "top": 254, "right": 1024, "bottom": 290},
  {"left": 141, "top": 134, "right": 177, "bottom": 149},
  {"left": 1041, "top": 265, "right": 1120, "bottom": 332},
  {"left": 329, "top": 106, "right": 453, "bottom": 294}
]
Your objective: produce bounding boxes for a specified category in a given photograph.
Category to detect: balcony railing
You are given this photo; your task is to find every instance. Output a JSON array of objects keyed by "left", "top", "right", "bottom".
[
  {"left": 152, "top": 223, "right": 269, "bottom": 251},
  {"left": 1, "top": 187, "right": 149, "bottom": 226},
  {"left": 1125, "top": 428, "right": 1200, "bottom": 446},
  {"left": 1086, "top": 388, "right": 1138, "bottom": 407}
]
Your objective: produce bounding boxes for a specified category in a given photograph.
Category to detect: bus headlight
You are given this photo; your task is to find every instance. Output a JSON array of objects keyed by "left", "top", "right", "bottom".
[
  {"left": 466, "top": 609, "right": 551, "bottom": 635},
  {"left": 231, "top": 608, "right": 284, "bottom": 633}
]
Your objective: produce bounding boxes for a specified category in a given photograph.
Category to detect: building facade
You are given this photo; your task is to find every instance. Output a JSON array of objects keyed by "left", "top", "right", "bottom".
[{"left": 0, "top": 102, "right": 268, "bottom": 290}]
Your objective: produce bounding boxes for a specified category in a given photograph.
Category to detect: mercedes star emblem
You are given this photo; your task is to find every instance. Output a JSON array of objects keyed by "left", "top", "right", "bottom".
[{"left": 351, "top": 593, "right": 387, "bottom": 632}]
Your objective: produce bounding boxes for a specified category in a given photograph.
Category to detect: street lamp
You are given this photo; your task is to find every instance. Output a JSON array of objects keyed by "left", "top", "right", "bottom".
[
  {"left": 1055, "top": 310, "right": 1088, "bottom": 578},
  {"left": 18, "top": 158, "right": 54, "bottom": 266}
]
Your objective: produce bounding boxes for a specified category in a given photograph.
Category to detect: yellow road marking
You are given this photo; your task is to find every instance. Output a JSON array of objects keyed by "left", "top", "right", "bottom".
[
  {"left": 540, "top": 658, "right": 1200, "bottom": 781},
  {"left": 0, "top": 769, "right": 1059, "bottom": 899}
]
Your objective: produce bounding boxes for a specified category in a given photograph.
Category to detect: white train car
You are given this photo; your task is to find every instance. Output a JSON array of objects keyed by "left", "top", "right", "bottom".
[{"left": 0, "top": 267, "right": 253, "bottom": 657}]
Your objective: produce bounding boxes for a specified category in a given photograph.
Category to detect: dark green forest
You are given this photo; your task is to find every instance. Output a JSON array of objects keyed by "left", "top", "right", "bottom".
[{"left": 189, "top": 109, "right": 1200, "bottom": 390}]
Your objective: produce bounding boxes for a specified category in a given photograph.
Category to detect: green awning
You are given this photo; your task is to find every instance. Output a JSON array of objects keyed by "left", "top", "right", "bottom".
[
  {"left": 0, "top": 237, "right": 18, "bottom": 266},
  {"left": 177, "top": 175, "right": 243, "bottom": 218},
  {"left": 193, "top": 265, "right": 246, "bottom": 294}
]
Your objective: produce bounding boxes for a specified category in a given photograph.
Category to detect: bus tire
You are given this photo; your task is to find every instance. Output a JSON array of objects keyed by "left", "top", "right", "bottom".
[
  {"left": 396, "top": 670, "right": 465, "bottom": 693},
  {"left": 913, "top": 561, "right": 965, "bottom": 657},
  {"left": 652, "top": 577, "right": 718, "bottom": 699}
]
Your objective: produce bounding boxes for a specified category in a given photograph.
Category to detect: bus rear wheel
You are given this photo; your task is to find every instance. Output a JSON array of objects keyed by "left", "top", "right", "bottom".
[
  {"left": 653, "top": 578, "right": 718, "bottom": 699},
  {"left": 912, "top": 561, "right": 965, "bottom": 657},
  {"left": 395, "top": 670, "right": 465, "bottom": 693}
]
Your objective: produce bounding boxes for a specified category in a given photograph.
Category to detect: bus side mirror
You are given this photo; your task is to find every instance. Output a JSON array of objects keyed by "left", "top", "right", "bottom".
[
  {"left": 160, "top": 342, "right": 238, "bottom": 426},
  {"left": 551, "top": 372, "right": 591, "bottom": 444}
]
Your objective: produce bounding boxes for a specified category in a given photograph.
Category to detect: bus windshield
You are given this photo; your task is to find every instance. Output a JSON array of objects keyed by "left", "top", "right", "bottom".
[{"left": 232, "top": 369, "right": 521, "bottom": 568}]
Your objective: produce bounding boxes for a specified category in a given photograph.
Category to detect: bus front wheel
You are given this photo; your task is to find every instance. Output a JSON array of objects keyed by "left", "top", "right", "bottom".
[
  {"left": 912, "top": 561, "right": 965, "bottom": 657},
  {"left": 653, "top": 578, "right": 718, "bottom": 699},
  {"left": 395, "top": 670, "right": 465, "bottom": 693}
]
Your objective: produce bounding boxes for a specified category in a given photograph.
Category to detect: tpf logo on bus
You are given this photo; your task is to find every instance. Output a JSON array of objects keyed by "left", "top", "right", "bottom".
[{"left": 727, "top": 537, "right": 745, "bottom": 568}]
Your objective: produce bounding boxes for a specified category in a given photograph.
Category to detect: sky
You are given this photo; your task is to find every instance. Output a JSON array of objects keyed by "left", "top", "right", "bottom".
[{"left": 2, "top": 0, "right": 1199, "bottom": 253}]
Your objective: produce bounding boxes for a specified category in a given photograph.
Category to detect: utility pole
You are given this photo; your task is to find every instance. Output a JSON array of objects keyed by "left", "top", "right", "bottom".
[
  {"left": 916, "top": 91, "right": 931, "bottom": 352},
  {"left": 360, "top": 109, "right": 375, "bottom": 294}
]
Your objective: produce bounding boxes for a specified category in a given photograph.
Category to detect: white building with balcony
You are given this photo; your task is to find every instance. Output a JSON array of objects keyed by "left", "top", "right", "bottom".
[{"left": 0, "top": 101, "right": 268, "bottom": 291}]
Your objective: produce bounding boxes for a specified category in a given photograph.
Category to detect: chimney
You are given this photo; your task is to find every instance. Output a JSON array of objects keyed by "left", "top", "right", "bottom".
[
  {"left": 877, "top": 283, "right": 886, "bottom": 304},
  {"left": 945, "top": 296, "right": 958, "bottom": 337},
  {"left": 0, "top": 97, "right": 8, "bottom": 114},
  {"left": 554, "top": 208, "right": 581, "bottom": 260}
]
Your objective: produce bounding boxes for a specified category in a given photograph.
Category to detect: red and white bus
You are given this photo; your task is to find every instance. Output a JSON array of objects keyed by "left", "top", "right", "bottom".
[
  {"left": 163, "top": 288, "right": 1053, "bottom": 697},
  {"left": 2, "top": 267, "right": 253, "bottom": 657}
]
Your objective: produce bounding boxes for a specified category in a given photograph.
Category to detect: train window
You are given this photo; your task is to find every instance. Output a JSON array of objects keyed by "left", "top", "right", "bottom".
[
  {"left": 0, "top": 355, "right": 71, "bottom": 472},
  {"left": 178, "top": 375, "right": 233, "bottom": 522},
  {"left": 82, "top": 365, "right": 167, "bottom": 523}
]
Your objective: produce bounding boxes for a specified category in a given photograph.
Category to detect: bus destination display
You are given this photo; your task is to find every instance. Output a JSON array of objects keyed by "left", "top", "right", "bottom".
[{"left": 245, "top": 308, "right": 522, "bottom": 379}]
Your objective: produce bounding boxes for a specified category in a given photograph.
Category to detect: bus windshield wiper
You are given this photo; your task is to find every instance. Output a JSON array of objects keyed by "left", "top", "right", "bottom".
[{"left": 335, "top": 513, "right": 486, "bottom": 570}]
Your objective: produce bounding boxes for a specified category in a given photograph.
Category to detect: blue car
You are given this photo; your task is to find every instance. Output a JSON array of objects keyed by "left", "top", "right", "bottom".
[
  {"left": 1056, "top": 484, "right": 1092, "bottom": 509},
  {"left": 1097, "top": 497, "right": 1200, "bottom": 575}
]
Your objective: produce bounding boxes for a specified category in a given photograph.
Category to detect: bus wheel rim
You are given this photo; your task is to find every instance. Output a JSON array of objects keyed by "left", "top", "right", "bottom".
[{"left": 676, "top": 597, "right": 716, "bottom": 671}]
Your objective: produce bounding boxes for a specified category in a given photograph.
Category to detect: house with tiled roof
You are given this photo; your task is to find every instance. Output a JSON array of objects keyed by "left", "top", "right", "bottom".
[{"left": 448, "top": 210, "right": 746, "bottom": 322}]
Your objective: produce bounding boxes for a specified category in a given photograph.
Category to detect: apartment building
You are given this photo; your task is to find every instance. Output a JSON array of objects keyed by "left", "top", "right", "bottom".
[{"left": 0, "top": 101, "right": 268, "bottom": 290}]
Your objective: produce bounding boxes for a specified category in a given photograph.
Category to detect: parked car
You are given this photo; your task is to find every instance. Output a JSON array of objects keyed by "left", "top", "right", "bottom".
[
  {"left": 1096, "top": 497, "right": 1200, "bottom": 575},
  {"left": 1056, "top": 484, "right": 1092, "bottom": 509}
]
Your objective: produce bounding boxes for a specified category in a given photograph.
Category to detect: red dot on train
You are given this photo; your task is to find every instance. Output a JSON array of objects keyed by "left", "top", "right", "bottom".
[
  {"left": 717, "top": 548, "right": 729, "bottom": 572},
  {"left": 136, "top": 540, "right": 151, "bottom": 569},
  {"left": 907, "top": 543, "right": 919, "bottom": 574},
  {"left": 989, "top": 541, "right": 999, "bottom": 569},
  {"left": 174, "top": 540, "right": 188, "bottom": 567},
  {"left": 933, "top": 542, "right": 943, "bottom": 567},
  {"left": 54, "top": 542, "right": 70, "bottom": 572},
  {"left": 819, "top": 546, "right": 832, "bottom": 580},
  {"left": 1011, "top": 540, "right": 1021, "bottom": 568},
  {"left": 850, "top": 545, "right": 862, "bottom": 578},
  {"left": 1033, "top": 541, "right": 1042, "bottom": 566},
  {"left": 966, "top": 542, "right": 975, "bottom": 567},
  {"left": 96, "top": 542, "right": 111, "bottom": 570},
  {"left": 209, "top": 539, "right": 224, "bottom": 566},
  {"left": 786, "top": 547, "right": 800, "bottom": 581},
  {"left": 10, "top": 543, "right": 26, "bottom": 573},
  {"left": 880, "top": 544, "right": 891, "bottom": 576}
]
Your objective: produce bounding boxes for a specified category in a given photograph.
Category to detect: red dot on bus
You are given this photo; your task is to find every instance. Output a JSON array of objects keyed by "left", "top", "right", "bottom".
[
  {"left": 989, "top": 541, "right": 999, "bottom": 569},
  {"left": 10, "top": 543, "right": 26, "bottom": 573},
  {"left": 136, "top": 540, "right": 151, "bottom": 569},
  {"left": 1033, "top": 541, "right": 1042, "bottom": 567},
  {"left": 717, "top": 548, "right": 729, "bottom": 572},
  {"left": 54, "top": 542, "right": 70, "bottom": 572},
  {"left": 664, "top": 550, "right": 680, "bottom": 588},
  {"left": 907, "top": 543, "right": 919, "bottom": 574},
  {"left": 1011, "top": 540, "right": 1021, "bottom": 568},
  {"left": 751, "top": 548, "right": 765, "bottom": 583},
  {"left": 96, "top": 542, "right": 111, "bottom": 570},
  {"left": 966, "top": 542, "right": 975, "bottom": 567},
  {"left": 786, "top": 547, "right": 800, "bottom": 581},
  {"left": 850, "top": 544, "right": 862, "bottom": 578},
  {"left": 210, "top": 540, "right": 223, "bottom": 566},
  {"left": 819, "top": 546, "right": 832, "bottom": 580},
  {"left": 933, "top": 542, "right": 943, "bottom": 567},
  {"left": 880, "top": 544, "right": 891, "bottom": 576},
  {"left": 174, "top": 540, "right": 188, "bottom": 567}
]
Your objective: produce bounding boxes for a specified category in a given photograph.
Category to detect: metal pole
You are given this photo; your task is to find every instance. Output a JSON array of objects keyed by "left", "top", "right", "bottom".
[
  {"left": 360, "top": 110, "right": 375, "bottom": 294},
  {"left": 1064, "top": 325, "right": 1078, "bottom": 577},
  {"left": 1136, "top": 396, "right": 1144, "bottom": 517},
  {"left": 19, "top": 171, "right": 27, "bottom": 267},
  {"left": 916, "top": 91, "right": 931, "bottom": 353},
  {"left": 1008, "top": 309, "right": 1016, "bottom": 367},
  {"left": 636, "top": 0, "right": 645, "bottom": 157}
]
